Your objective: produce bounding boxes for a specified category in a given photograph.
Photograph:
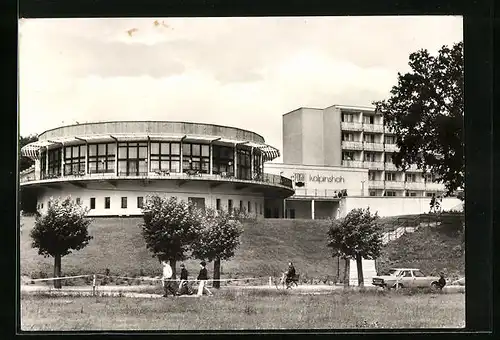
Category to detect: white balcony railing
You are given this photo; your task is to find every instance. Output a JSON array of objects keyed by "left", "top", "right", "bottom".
[
  {"left": 342, "top": 160, "right": 363, "bottom": 168},
  {"left": 384, "top": 162, "right": 398, "bottom": 171},
  {"left": 341, "top": 141, "right": 364, "bottom": 150},
  {"left": 341, "top": 122, "right": 363, "bottom": 131},
  {"left": 363, "top": 161, "right": 385, "bottom": 170},
  {"left": 368, "top": 180, "right": 385, "bottom": 189},
  {"left": 404, "top": 181, "right": 426, "bottom": 190},
  {"left": 363, "top": 142, "right": 384, "bottom": 151},
  {"left": 362, "top": 123, "right": 384, "bottom": 133},
  {"left": 424, "top": 181, "right": 446, "bottom": 191},
  {"left": 385, "top": 181, "right": 405, "bottom": 189},
  {"left": 384, "top": 144, "right": 399, "bottom": 152}
]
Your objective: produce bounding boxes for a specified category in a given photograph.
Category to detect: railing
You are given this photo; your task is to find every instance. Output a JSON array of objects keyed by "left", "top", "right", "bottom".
[
  {"left": 21, "top": 170, "right": 294, "bottom": 189},
  {"left": 368, "top": 180, "right": 385, "bottom": 189},
  {"left": 384, "top": 126, "right": 395, "bottom": 134},
  {"left": 404, "top": 181, "right": 426, "bottom": 190},
  {"left": 363, "top": 161, "right": 384, "bottom": 170},
  {"left": 340, "top": 122, "right": 363, "bottom": 131},
  {"left": 362, "top": 123, "right": 384, "bottom": 133},
  {"left": 341, "top": 160, "right": 363, "bottom": 168},
  {"left": 363, "top": 142, "right": 384, "bottom": 151},
  {"left": 384, "top": 163, "right": 398, "bottom": 171},
  {"left": 341, "top": 141, "right": 363, "bottom": 150},
  {"left": 384, "top": 144, "right": 398, "bottom": 152},
  {"left": 384, "top": 181, "right": 405, "bottom": 189},
  {"left": 293, "top": 188, "right": 347, "bottom": 198}
]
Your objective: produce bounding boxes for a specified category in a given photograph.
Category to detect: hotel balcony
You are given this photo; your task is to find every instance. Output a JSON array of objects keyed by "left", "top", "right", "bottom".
[
  {"left": 405, "top": 164, "right": 423, "bottom": 172},
  {"left": 292, "top": 188, "right": 344, "bottom": 199},
  {"left": 404, "top": 181, "right": 426, "bottom": 190},
  {"left": 341, "top": 122, "right": 363, "bottom": 131},
  {"left": 368, "top": 180, "right": 385, "bottom": 189},
  {"left": 363, "top": 142, "right": 384, "bottom": 152},
  {"left": 384, "top": 126, "right": 395, "bottom": 134},
  {"left": 424, "top": 181, "right": 445, "bottom": 191},
  {"left": 385, "top": 181, "right": 405, "bottom": 190},
  {"left": 341, "top": 141, "right": 364, "bottom": 150},
  {"left": 362, "top": 123, "right": 384, "bottom": 133},
  {"left": 384, "top": 144, "right": 399, "bottom": 152},
  {"left": 384, "top": 162, "right": 398, "bottom": 171},
  {"left": 363, "top": 161, "right": 385, "bottom": 170},
  {"left": 342, "top": 160, "right": 363, "bottom": 168}
]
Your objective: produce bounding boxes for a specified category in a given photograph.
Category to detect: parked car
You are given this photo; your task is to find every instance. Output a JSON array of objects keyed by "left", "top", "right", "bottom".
[{"left": 372, "top": 268, "right": 441, "bottom": 289}]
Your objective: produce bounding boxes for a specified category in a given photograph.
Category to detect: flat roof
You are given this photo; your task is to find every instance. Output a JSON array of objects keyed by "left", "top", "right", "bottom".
[{"left": 283, "top": 104, "right": 377, "bottom": 116}]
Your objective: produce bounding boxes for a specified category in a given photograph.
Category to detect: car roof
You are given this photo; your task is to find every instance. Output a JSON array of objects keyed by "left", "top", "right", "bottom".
[{"left": 389, "top": 268, "right": 422, "bottom": 271}]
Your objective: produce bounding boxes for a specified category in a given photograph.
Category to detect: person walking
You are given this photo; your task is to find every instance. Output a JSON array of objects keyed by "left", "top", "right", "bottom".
[
  {"left": 177, "top": 263, "right": 191, "bottom": 295},
  {"left": 197, "top": 261, "right": 213, "bottom": 296},
  {"left": 438, "top": 272, "right": 446, "bottom": 290},
  {"left": 161, "top": 259, "right": 176, "bottom": 297},
  {"left": 285, "top": 262, "right": 297, "bottom": 288}
]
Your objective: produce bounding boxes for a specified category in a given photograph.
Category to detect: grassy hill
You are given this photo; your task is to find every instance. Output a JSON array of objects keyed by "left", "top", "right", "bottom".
[
  {"left": 20, "top": 214, "right": 464, "bottom": 283},
  {"left": 376, "top": 219, "right": 465, "bottom": 280}
]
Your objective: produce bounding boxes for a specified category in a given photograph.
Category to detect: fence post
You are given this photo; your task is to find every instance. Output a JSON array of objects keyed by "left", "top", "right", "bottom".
[
  {"left": 92, "top": 274, "right": 96, "bottom": 296},
  {"left": 269, "top": 276, "right": 272, "bottom": 287}
]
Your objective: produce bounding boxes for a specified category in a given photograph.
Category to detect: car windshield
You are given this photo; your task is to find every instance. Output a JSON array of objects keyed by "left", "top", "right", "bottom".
[
  {"left": 413, "top": 270, "right": 425, "bottom": 277},
  {"left": 388, "top": 269, "right": 401, "bottom": 276}
]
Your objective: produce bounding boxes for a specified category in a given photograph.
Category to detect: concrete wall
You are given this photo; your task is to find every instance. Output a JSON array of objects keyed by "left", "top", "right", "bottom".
[
  {"left": 323, "top": 106, "right": 342, "bottom": 166},
  {"left": 340, "top": 196, "right": 463, "bottom": 217},
  {"left": 282, "top": 109, "right": 303, "bottom": 165},
  {"left": 300, "top": 108, "right": 325, "bottom": 166},
  {"left": 36, "top": 181, "right": 265, "bottom": 218},
  {"left": 39, "top": 121, "right": 266, "bottom": 144},
  {"left": 265, "top": 163, "right": 369, "bottom": 197}
]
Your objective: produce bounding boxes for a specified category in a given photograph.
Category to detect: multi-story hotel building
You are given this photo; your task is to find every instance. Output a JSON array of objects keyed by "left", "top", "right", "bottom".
[{"left": 281, "top": 104, "right": 445, "bottom": 197}]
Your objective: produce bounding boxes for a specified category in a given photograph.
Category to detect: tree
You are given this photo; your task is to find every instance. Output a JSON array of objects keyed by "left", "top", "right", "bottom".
[
  {"left": 327, "top": 208, "right": 382, "bottom": 287},
  {"left": 19, "top": 134, "right": 38, "bottom": 172},
  {"left": 140, "top": 195, "right": 202, "bottom": 279},
  {"left": 30, "top": 197, "right": 93, "bottom": 288},
  {"left": 373, "top": 42, "right": 464, "bottom": 197},
  {"left": 191, "top": 209, "right": 244, "bottom": 288}
]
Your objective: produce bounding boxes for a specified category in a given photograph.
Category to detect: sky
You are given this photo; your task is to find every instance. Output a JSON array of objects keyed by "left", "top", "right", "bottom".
[{"left": 18, "top": 16, "right": 463, "bottom": 162}]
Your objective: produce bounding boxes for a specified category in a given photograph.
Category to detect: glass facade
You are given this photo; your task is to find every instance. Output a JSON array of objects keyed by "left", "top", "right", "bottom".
[
  {"left": 47, "top": 149, "right": 61, "bottom": 177},
  {"left": 182, "top": 143, "right": 210, "bottom": 173},
  {"left": 118, "top": 142, "right": 147, "bottom": 176},
  {"left": 237, "top": 148, "right": 251, "bottom": 180},
  {"left": 150, "top": 142, "right": 181, "bottom": 173},
  {"left": 212, "top": 145, "right": 234, "bottom": 175},
  {"left": 64, "top": 145, "right": 86, "bottom": 175},
  {"left": 89, "top": 143, "right": 115, "bottom": 174}
]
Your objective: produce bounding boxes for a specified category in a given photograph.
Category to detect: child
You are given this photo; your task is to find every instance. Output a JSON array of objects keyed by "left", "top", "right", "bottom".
[{"left": 196, "top": 261, "right": 213, "bottom": 296}]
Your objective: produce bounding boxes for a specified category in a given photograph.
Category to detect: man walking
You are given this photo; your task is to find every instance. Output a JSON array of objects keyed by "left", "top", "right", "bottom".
[
  {"left": 197, "top": 261, "right": 213, "bottom": 296},
  {"left": 177, "top": 263, "right": 191, "bottom": 296},
  {"left": 161, "top": 259, "right": 176, "bottom": 297}
]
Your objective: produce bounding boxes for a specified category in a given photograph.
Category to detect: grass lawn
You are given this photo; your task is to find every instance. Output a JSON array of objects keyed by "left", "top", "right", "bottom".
[{"left": 20, "top": 289, "right": 465, "bottom": 330}]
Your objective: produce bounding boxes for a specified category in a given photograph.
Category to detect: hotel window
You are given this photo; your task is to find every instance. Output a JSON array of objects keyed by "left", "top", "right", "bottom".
[
  {"left": 237, "top": 148, "right": 251, "bottom": 180},
  {"left": 253, "top": 151, "right": 262, "bottom": 179},
  {"left": 228, "top": 199, "right": 233, "bottom": 213},
  {"left": 40, "top": 150, "right": 47, "bottom": 178},
  {"left": 64, "top": 145, "right": 86, "bottom": 175},
  {"left": 425, "top": 173, "right": 438, "bottom": 182},
  {"left": 363, "top": 115, "right": 375, "bottom": 124},
  {"left": 213, "top": 145, "right": 234, "bottom": 175},
  {"left": 342, "top": 113, "right": 354, "bottom": 123},
  {"left": 368, "top": 171, "right": 376, "bottom": 181},
  {"left": 121, "top": 197, "right": 127, "bottom": 209},
  {"left": 104, "top": 197, "right": 111, "bottom": 209},
  {"left": 363, "top": 134, "right": 375, "bottom": 143},
  {"left": 384, "top": 135, "right": 395, "bottom": 144},
  {"left": 90, "top": 198, "right": 96, "bottom": 210},
  {"left": 150, "top": 142, "right": 181, "bottom": 173},
  {"left": 137, "top": 197, "right": 144, "bottom": 209},
  {"left": 216, "top": 199, "right": 221, "bottom": 211},
  {"left": 47, "top": 148, "right": 62, "bottom": 177},
  {"left": 118, "top": 142, "right": 148, "bottom": 176},
  {"left": 342, "top": 133, "right": 354, "bottom": 141},
  {"left": 342, "top": 151, "right": 355, "bottom": 161},
  {"left": 426, "top": 192, "right": 434, "bottom": 197},
  {"left": 365, "top": 152, "right": 375, "bottom": 162},
  {"left": 248, "top": 201, "right": 251, "bottom": 213},
  {"left": 405, "top": 173, "right": 416, "bottom": 182},
  {"left": 89, "top": 143, "right": 116, "bottom": 174},
  {"left": 182, "top": 143, "right": 210, "bottom": 173},
  {"left": 385, "top": 191, "right": 396, "bottom": 197},
  {"left": 385, "top": 172, "right": 397, "bottom": 181},
  {"left": 369, "top": 191, "right": 376, "bottom": 196},
  {"left": 385, "top": 153, "right": 393, "bottom": 163}
]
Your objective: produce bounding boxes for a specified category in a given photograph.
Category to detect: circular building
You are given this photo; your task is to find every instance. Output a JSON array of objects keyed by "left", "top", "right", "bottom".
[{"left": 20, "top": 121, "right": 294, "bottom": 217}]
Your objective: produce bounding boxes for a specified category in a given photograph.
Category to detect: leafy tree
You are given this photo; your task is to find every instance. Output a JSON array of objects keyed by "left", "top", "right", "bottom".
[
  {"left": 19, "top": 134, "right": 38, "bottom": 172},
  {"left": 30, "top": 197, "right": 93, "bottom": 288},
  {"left": 327, "top": 208, "right": 382, "bottom": 287},
  {"left": 191, "top": 209, "right": 244, "bottom": 288},
  {"left": 373, "top": 42, "right": 464, "bottom": 197},
  {"left": 140, "top": 195, "right": 202, "bottom": 279}
]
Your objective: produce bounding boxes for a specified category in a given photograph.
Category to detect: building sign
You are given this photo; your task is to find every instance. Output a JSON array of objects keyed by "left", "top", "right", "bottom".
[{"left": 292, "top": 172, "right": 345, "bottom": 183}]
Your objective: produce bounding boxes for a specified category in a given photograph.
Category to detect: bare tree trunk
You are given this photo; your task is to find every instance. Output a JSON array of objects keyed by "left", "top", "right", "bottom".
[
  {"left": 169, "top": 258, "right": 177, "bottom": 279},
  {"left": 356, "top": 253, "right": 364, "bottom": 287},
  {"left": 337, "top": 256, "right": 340, "bottom": 284},
  {"left": 54, "top": 255, "right": 62, "bottom": 289},
  {"left": 343, "top": 258, "right": 349, "bottom": 288},
  {"left": 213, "top": 258, "right": 221, "bottom": 289}
]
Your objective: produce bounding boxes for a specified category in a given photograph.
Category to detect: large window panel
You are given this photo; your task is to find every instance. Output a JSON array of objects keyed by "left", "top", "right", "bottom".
[
  {"left": 150, "top": 142, "right": 181, "bottom": 173},
  {"left": 64, "top": 144, "right": 86, "bottom": 175},
  {"left": 213, "top": 144, "right": 234, "bottom": 175},
  {"left": 88, "top": 143, "right": 115, "bottom": 174},
  {"left": 237, "top": 148, "right": 251, "bottom": 180},
  {"left": 183, "top": 143, "right": 210, "bottom": 173},
  {"left": 47, "top": 148, "right": 62, "bottom": 177},
  {"left": 118, "top": 142, "right": 147, "bottom": 176}
]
